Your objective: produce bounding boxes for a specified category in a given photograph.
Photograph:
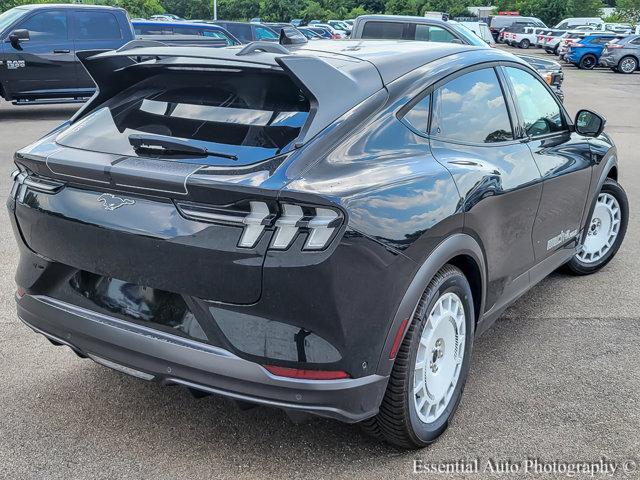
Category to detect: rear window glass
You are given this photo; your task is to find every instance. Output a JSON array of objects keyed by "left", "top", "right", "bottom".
[
  {"left": 56, "top": 71, "right": 310, "bottom": 164},
  {"left": 361, "top": 21, "right": 404, "bottom": 39},
  {"left": 223, "top": 23, "right": 252, "bottom": 42}
]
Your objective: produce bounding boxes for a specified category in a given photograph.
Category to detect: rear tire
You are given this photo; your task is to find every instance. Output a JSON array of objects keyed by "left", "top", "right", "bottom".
[
  {"left": 360, "top": 265, "right": 474, "bottom": 448},
  {"left": 618, "top": 56, "right": 638, "bottom": 74},
  {"left": 579, "top": 54, "right": 597, "bottom": 70},
  {"left": 565, "top": 179, "right": 628, "bottom": 275}
]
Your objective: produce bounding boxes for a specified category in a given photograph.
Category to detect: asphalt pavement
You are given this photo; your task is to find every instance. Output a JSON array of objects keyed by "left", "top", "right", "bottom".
[{"left": 0, "top": 55, "right": 638, "bottom": 479}]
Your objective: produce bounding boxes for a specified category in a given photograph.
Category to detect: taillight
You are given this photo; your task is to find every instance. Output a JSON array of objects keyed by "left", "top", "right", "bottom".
[
  {"left": 176, "top": 200, "right": 343, "bottom": 251},
  {"left": 331, "top": 33, "right": 340, "bottom": 39},
  {"left": 607, "top": 44, "right": 624, "bottom": 49},
  {"left": 272, "top": 204, "right": 341, "bottom": 250},
  {"left": 263, "top": 365, "right": 350, "bottom": 380}
]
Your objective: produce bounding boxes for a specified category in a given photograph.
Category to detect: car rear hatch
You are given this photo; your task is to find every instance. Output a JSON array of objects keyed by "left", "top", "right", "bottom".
[{"left": 10, "top": 45, "right": 382, "bottom": 305}]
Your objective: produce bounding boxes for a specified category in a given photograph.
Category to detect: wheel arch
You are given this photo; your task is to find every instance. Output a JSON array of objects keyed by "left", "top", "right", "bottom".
[{"left": 375, "top": 233, "right": 486, "bottom": 377}]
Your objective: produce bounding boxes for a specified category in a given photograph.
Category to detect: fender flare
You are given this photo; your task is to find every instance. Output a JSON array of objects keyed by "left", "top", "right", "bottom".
[
  {"left": 580, "top": 154, "right": 618, "bottom": 245},
  {"left": 375, "top": 233, "right": 487, "bottom": 376}
]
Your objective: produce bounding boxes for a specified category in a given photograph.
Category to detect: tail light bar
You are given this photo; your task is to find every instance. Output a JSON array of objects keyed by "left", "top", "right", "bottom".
[
  {"left": 11, "top": 167, "right": 65, "bottom": 200},
  {"left": 176, "top": 200, "right": 343, "bottom": 251}
]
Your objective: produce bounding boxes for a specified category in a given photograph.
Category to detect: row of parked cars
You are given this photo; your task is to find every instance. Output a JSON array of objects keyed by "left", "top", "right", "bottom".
[
  {"left": 495, "top": 15, "right": 640, "bottom": 74},
  {"left": 0, "top": 4, "right": 570, "bottom": 105}
]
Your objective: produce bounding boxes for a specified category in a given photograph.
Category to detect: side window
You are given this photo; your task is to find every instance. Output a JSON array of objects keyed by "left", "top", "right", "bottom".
[
  {"left": 225, "top": 23, "right": 252, "bottom": 42},
  {"left": 75, "top": 12, "right": 121, "bottom": 40},
  {"left": 174, "top": 26, "right": 201, "bottom": 36},
  {"left": 19, "top": 11, "right": 68, "bottom": 42},
  {"left": 402, "top": 96, "right": 430, "bottom": 133},
  {"left": 361, "top": 21, "right": 404, "bottom": 40},
  {"left": 414, "top": 25, "right": 457, "bottom": 43},
  {"left": 255, "top": 26, "right": 278, "bottom": 40},
  {"left": 632, "top": 38, "right": 640, "bottom": 45},
  {"left": 430, "top": 68, "right": 514, "bottom": 144},
  {"left": 504, "top": 66, "right": 566, "bottom": 137}
]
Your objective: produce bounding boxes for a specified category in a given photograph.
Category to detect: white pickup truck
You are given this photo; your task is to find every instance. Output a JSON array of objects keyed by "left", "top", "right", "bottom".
[{"left": 506, "top": 26, "right": 548, "bottom": 49}]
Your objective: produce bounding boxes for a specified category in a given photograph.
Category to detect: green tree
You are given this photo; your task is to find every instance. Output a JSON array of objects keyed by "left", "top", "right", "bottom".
[
  {"left": 300, "top": 0, "right": 331, "bottom": 21},
  {"left": 347, "top": 5, "right": 369, "bottom": 18},
  {"left": 385, "top": 0, "right": 418, "bottom": 15},
  {"left": 259, "top": 0, "right": 301, "bottom": 21},
  {"left": 616, "top": 0, "right": 640, "bottom": 22},
  {"left": 566, "top": 0, "right": 604, "bottom": 17},
  {"left": 117, "top": 0, "right": 164, "bottom": 17},
  {"left": 419, "top": 0, "right": 471, "bottom": 17},
  {"left": 217, "top": 0, "right": 261, "bottom": 20}
]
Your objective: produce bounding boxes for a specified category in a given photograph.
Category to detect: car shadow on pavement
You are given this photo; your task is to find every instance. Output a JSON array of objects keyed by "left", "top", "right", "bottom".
[{"left": 8, "top": 308, "right": 545, "bottom": 469}]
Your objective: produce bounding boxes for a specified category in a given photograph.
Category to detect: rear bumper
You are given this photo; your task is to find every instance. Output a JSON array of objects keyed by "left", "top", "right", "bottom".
[
  {"left": 17, "top": 293, "right": 388, "bottom": 423},
  {"left": 598, "top": 55, "right": 617, "bottom": 67}
]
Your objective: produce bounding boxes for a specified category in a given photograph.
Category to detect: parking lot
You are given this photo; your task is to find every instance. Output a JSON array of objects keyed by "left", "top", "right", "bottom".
[{"left": 0, "top": 61, "right": 639, "bottom": 478}]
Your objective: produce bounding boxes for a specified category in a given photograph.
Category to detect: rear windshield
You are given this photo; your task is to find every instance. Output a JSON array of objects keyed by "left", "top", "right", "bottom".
[
  {"left": 361, "top": 21, "right": 404, "bottom": 39},
  {"left": 56, "top": 70, "right": 310, "bottom": 165}
]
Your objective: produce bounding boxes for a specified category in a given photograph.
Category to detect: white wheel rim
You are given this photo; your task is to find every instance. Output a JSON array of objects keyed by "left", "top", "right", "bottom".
[
  {"left": 413, "top": 292, "right": 465, "bottom": 424},
  {"left": 576, "top": 193, "right": 621, "bottom": 264}
]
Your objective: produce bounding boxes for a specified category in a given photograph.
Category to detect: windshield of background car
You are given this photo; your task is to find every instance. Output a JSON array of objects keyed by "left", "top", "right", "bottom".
[
  {"left": 450, "top": 22, "right": 489, "bottom": 47},
  {"left": 55, "top": 70, "right": 310, "bottom": 165},
  {"left": 0, "top": 7, "right": 26, "bottom": 34}
]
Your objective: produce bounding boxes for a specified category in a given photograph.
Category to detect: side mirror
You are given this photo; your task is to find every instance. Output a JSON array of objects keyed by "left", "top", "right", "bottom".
[
  {"left": 575, "top": 109, "right": 606, "bottom": 137},
  {"left": 8, "top": 29, "right": 29, "bottom": 47}
]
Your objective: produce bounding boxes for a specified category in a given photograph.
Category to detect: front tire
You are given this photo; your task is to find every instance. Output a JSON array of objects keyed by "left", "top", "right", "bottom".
[
  {"left": 565, "top": 179, "right": 628, "bottom": 275},
  {"left": 361, "top": 265, "right": 474, "bottom": 448},
  {"left": 519, "top": 39, "right": 530, "bottom": 49}
]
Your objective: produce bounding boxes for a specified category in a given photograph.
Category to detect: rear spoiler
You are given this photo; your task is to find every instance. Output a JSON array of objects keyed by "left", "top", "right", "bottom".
[{"left": 73, "top": 41, "right": 383, "bottom": 144}]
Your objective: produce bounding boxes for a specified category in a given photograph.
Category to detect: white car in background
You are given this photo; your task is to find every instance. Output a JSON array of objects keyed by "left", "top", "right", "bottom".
[
  {"left": 310, "top": 22, "right": 348, "bottom": 38},
  {"left": 508, "top": 26, "right": 548, "bottom": 48},
  {"left": 459, "top": 21, "right": 494, "bottom": 45},
  {"left": 555, "top": 17, "right": 604, "bottom": 30},
  {"left": 542, "top": 30, "right": 568, "bottom": 54}
]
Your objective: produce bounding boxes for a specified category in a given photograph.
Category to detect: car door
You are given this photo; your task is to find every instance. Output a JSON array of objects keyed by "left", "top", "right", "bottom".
[
  {"left": 427, "top": 67, "right": 543, "bottom": 312},
  {"left": 3, "top": 9, "right": 76, "bottom": 100},
  {"left": 72, "top": 10, "right": 125, "bottom": 91},
  {"left": 501, "top": 65, "right": 593, "bottom": 266}
]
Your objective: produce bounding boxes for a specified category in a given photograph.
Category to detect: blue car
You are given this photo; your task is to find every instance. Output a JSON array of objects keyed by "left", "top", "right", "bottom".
[
  {"left": 566, "top": 34, "right": 623, "bottom": 69},
  {"left": 132, "top": 20, "right": 240, "bottom": 46}
]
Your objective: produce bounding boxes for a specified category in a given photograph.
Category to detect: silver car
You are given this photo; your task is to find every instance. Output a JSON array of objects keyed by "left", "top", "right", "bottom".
[{"left": 599, "top": 35, "right": 640, "bottom": 73}]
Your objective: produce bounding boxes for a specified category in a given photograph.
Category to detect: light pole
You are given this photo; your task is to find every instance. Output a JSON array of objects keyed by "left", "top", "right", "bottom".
[{"left": 213, "top": 0, "right": 217, "bottom": 20}]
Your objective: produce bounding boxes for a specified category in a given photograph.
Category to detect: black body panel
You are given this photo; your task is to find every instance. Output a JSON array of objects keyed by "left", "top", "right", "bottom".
[{"left": 8, "top": 44, "right": 621, "bottom": 422}]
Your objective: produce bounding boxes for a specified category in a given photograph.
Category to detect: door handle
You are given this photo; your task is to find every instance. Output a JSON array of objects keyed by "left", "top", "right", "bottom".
[{"left": 52, "top": 49, "right": 70, "bottom": 54}]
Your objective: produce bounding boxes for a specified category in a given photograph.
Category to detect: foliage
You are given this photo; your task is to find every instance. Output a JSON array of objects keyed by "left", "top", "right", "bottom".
[
  {"left": 616, "top": 0, "right": 640, "bottom": 22},
  {"left": 1, "top": 0, "right": 637, "bottom": 25}
]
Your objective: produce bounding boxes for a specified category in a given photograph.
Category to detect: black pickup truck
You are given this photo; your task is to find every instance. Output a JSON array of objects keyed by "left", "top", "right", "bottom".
[
  {"left": 0, "top": 4, "right": 134, "bottom": 104},
  {"left": 0, "top": 4, "right": 229, "bottom": 106}
]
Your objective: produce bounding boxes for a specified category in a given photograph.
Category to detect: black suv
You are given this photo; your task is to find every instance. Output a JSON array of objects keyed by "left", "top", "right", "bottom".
[{"left": 9, "top": 39, "right": 628, "bottom": 448}]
